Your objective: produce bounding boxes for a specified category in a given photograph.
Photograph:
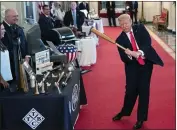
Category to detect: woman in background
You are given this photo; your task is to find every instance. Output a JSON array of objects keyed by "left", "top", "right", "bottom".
[{"left": 0, "top": 23, "right": 9, "bottom": 88}]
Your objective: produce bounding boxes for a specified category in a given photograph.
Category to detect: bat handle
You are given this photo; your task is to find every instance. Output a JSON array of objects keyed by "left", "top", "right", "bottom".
[{"left": 115, "top": 43, "right": 126, "bottom": 50}]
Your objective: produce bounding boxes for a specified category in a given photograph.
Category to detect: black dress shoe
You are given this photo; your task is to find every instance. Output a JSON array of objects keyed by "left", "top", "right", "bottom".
[
  {"left": 112, "top": 113, "right": 123, "bottom": 121},
  {"left": 133, "top": 121, "right": 144, "bottom": 129}
]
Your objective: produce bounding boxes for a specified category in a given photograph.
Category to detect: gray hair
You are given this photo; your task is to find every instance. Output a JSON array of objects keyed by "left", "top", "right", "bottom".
[
  {"left": 118, "top": 14, "right": 132, "bottom": 22},
  {"left": 5, "top": 9, "right": 17, "bottom": 18}
]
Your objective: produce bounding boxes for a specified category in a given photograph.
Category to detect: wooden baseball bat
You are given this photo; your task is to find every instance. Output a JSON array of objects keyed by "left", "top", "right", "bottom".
[{"left": 90, "top": 27, "right": 126, "bottom": 50}]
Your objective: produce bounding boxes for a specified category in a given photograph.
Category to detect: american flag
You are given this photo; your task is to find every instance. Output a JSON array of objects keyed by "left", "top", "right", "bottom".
[
  {"left": 58, "top": 44, "right": 77, "bottom": 63},
  {"left": 38, "top": 2, "right": 44, "bottom": 15}
]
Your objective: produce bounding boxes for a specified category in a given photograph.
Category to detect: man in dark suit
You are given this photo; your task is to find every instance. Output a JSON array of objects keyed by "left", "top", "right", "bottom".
[
  {"left": 112, "top": 14, "right": 163, "bottom": 129},
  {"left": 38, "top": 5, "right": 55, "bottom": 45},
  {"left": 106, "top": 1, "right": 116, "bottom": 27},
  {"left": 2, "top": 9, "right": 29, "bottom": 86},
  {"left": 79, "top": 2, "right": 89, "bottom": 13},
  {"left": 132, "top": 1, "right": 138, "bottom": 24},
  {"left": 63, "top": 2, "right": 85, "bottom": 31},
  {"left": 126, "top": 1, "right": 138, "bottom": 24},
  {"left": 125, "top": 1, "right": 133, "bottom": 21}
]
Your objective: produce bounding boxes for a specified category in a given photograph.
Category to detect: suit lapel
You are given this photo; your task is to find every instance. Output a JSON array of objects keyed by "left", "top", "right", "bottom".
[
  {"left": 70, "top": 10, "right": 74, "bottom": 25},
  {"left": 122, "top": 32, "right": 133, "bottom": 50},
  {"left": 132, "top": 25, "right": 140, "bottom": 48}
]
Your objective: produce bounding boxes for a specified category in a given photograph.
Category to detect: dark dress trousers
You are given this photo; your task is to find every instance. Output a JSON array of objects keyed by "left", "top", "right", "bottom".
[
  {"left": 116, "top": 24, "right": 163, "bottom": 121},
  {"left": 106, "top": 1, "right": 116, "bottom": 27}
]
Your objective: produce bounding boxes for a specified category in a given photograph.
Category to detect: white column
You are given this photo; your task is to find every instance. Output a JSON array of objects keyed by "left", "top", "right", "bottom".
[{"left": 89, "top": 2, "right": 98, "bottom": 14}]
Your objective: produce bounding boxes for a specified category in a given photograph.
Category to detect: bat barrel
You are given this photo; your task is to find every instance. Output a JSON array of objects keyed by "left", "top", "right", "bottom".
[{"left": 90, "top": 28, "right": 126, "bottom": 51}]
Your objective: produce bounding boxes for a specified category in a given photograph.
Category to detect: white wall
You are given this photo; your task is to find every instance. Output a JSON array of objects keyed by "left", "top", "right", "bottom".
[
  {"left": 88, "top": 1, "right": 98, "bottom": 14},
  {"left": 1, "top": 2, "right": 24, "bottom": 26},
  {"left": 165, "top": 2, "right": 176, "bottom": 31},
  {"left": 138, "top": 2, "right": 161, "bottom": 22}
]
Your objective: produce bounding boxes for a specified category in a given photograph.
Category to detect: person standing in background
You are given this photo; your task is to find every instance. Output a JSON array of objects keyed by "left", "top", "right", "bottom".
[
  {"left": 63, "top": 2, "right": 85, "bottom": 31},
  {"left": 125, "top": 1, "right": 133, "bottom": 22},
  {"left": 38, "top": 5, "right": 55, "bottom": 45},
  {"left": 79, "top": 1, "right": 89, "bottom": 13},
  {"left": 132, "top": 1, "right": 138, "bottom": 24},
  {"left": 106, "top": 1, "right": 116, "bottom": 27},
  {"left": 125, "top": 1, "right": 138, "bottom": 24},
  {"left": 2, "top": 9, "right": 29, "bottom": 87}
]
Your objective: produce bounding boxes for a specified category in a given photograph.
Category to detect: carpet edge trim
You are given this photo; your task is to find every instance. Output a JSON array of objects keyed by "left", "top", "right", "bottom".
[{"left": 145, "top": 26, "right": 175, "bottom": 60}]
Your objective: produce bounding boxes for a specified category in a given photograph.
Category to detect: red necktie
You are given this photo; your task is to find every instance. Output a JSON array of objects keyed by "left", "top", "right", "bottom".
[{"left": 130, "top": 31, "right": 145, "bottom": 65}]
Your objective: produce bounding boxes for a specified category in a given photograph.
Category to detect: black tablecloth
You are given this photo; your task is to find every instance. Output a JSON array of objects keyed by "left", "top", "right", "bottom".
[{"left": 0, "top": 69, "right": 86, "bottom": 130}]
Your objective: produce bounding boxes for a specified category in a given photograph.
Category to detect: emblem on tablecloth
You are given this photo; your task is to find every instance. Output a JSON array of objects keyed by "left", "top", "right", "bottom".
[
  {"left": 71, "top": 84, "right": 80, "bottom": 112},
  {"left": 22, "top": 108, "right": 45, "bottom": 129}
]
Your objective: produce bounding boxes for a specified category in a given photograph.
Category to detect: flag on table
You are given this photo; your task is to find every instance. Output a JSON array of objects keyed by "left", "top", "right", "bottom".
[{"left": 58, "top": 44, "right": 77, "bottom": 63}]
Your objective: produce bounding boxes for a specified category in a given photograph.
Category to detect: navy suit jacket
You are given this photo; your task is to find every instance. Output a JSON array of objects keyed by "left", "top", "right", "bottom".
[
  {"left": 38, "top": 13, "right": 55, "bottom": 39},
  {"left": 63, "top": 9, "right": 85, "bottom": 31},
  {"left": 2, "top": 21, "right": 28, "bottom": 58},
  {"left": 133, "top": 1, "right": 138, "bottom": 12},
  {"left": 116, "top": 24, "right": 164, "bottom": 67},
  {"left": 106, "top": 1, "right": 116, "bottom": 15},
  {"left": 2, "top": 21, "right": 28, "bottom": 80},
  {"left": 79, "top": 2, "right": 89, "bottom": 13}
]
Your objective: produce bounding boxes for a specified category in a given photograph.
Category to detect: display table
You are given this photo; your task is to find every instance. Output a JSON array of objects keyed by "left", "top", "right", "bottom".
[
  {"left": 0, "top": 69, "right": 85, "bottom": 130},
  {"left": 82, "top": 24, "right": 99, "bottom": 45},
  {"left": 93, "top": 19, "right": 104, "bottom": 33},
  {"left": 76, "top": 37, "right": 97, "bottom": 66}
]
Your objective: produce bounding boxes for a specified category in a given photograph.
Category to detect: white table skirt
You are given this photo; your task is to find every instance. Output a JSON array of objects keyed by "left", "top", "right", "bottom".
[
  {"left": 82, "top": 25, "right": 99, "bottom": 45},
  {"left": 75, "top": 37, "right": 97, "bottom": 66}
]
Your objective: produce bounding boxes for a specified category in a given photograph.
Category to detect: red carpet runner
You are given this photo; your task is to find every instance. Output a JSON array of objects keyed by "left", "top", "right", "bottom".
[{"left": 75, "top": 27, "right": 175, "bottom": 129}]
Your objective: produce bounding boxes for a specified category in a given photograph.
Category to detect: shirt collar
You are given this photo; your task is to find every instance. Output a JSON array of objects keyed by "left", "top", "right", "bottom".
[
  {"left": 126, "top": 28, "right": 133, "bottom": 35},
  {"left": 42, "top": 13, "right": 49, "bottom": 17},
  {"left": 72, "top": 9, "right": 76, "bottom": 13},
  {"left": 4, "top": 20, "right": 11, "bottom": 27}
]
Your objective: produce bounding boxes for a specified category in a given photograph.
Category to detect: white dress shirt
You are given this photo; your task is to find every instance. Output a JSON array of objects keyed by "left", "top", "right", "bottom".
[{"left": 126, "top": 29, "right": 145, "bottom": 59}]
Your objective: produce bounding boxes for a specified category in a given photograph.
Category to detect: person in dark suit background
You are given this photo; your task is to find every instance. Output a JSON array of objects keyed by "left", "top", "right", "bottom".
[
  {"left": 106, "top": 1, "right": 116, "bottom": 27},
  {"left": 63, "top": 2, "right": 85, "bottom": 31},
  {"left": 38, "top": 5, "right": 55, "bottom": 45},
  {"left": 132, "top": 1, "right": 138, "bottom": 24},
  {"left": 79, "top": 1, "right": 89, "bottom": 13},
  {"left": 2, "top": 9, "right": 29, "bottom": 86},
  {"left": 126, "top": 1, "right": 138, "bottom": 24},
  {"left": 112, "top": 14, "right": 163, "bottom": 129},
  {"left": 125, "top": 1, "right": 133, "bottom": 21}
]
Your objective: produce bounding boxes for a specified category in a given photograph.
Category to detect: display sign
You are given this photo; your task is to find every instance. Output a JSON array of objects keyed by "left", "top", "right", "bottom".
[{"left": 35, "top": 50, "right": 53, "bottom": 75}]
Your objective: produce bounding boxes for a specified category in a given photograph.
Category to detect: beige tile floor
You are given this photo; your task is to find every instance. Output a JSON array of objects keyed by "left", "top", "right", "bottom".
[
  {"left": 145, "top": 24, "right": 176, "bottom": 60},
  {"left": 146, "top": 24, "right": 176, "bottom": 52}
]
